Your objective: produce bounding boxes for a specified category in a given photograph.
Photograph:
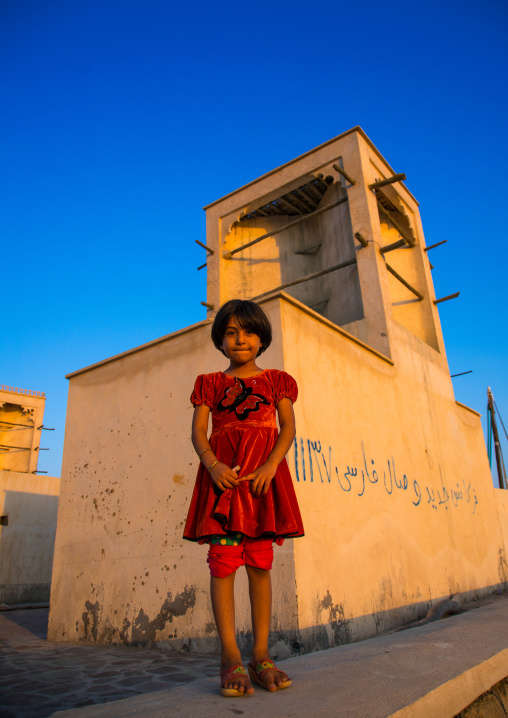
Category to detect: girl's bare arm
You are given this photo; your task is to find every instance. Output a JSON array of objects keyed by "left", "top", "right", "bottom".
[
  {"left": 192, "top": 405, "right": 240, "bottom": 491},
  {"left": 240, "top": 397, "right": 296, "bottom": 496}
]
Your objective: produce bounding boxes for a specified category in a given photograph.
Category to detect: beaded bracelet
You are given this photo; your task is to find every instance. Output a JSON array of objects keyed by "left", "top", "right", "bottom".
[
  {"left": 207, "top": 460, "right": 219, "bottom": 472},
  {"left": 199, "top": 448, "right": 212, "bottom": 459}
]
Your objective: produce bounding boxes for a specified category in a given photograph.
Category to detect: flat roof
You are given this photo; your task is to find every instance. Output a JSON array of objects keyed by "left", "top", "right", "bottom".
[
  {"left": 66, "top": 292, "right": 394, "bottom": 379},
  {"left": 203, "top": 126, "right": 418, "bottom": 210}
]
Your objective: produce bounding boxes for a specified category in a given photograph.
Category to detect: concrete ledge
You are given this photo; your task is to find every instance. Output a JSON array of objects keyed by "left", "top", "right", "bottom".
[
  {"left": 262, "top": 291, "right": 394, "bottom": 364},
  {"left": 389, "top": 648, "right": 508, "bottom": 718},
  {"left": 65, "top": 318, "right": 212, "bottom": 379},
  {"left": 455, "top": 400, "right": 482, "bottom": 417}
]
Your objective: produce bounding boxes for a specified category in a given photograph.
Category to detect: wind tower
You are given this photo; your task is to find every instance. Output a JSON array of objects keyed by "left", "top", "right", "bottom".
[{"left": 200, "top": 126, "right": 456, "bottom": 363}]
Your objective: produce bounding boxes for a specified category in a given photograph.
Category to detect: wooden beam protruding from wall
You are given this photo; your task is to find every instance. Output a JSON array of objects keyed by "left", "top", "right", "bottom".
[
  {"left": 424, "top": 240, "right": 448, "bottom": 252},
  {"left": 369, "top": 173, "right": 406, "bottom": 190},
  {"left": 252, "top": 257, "right": 357, "bottom": 301},
  {"left": 379, "top": 239, "right": 407, "bottom": 254},
  {"left": 195, "top": 239, "right": 214, "bottom": 254},
  {"left": 332, "top": 163, "right": 356, "bottom": 186},
  {"left": 385, "top": 263, "right": 424, "bottom": 300},
  {"left": 434, "top": 292, "right": 460, "bottom": 305}
]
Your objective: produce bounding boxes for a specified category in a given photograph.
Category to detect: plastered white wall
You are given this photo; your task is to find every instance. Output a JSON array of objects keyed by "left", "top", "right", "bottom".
[
  {"left": 48, "top": 310, "right": 299, "bottom": 655},
  {"left": 0, "top": 471, "right": 60, "bottom": 604},
  {"left": 279, "top": 297, "right": 507, "bottom": 651}
]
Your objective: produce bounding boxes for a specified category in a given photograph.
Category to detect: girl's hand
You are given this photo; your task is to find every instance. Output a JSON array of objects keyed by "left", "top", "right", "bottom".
[
  {"left": 240, "top": 460, "right": 278, "bottom": 497},
  {"left": 209, "top": 462, "right": 240, "bottom": 491},
  {"left": 237, "top": 398, "right": 295, "bottom": 498}
]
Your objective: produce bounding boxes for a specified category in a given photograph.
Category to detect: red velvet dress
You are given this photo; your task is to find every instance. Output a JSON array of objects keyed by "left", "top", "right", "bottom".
[{"left": 183, "top": 369, "right": 304, "bottom": 544}]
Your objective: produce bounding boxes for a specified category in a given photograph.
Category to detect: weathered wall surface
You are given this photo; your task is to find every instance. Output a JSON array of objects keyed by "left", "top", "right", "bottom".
[
  {"left": 495, "top": 489, "right": 508, "bottom": 577},
  {"left": 49, "top": 295, "right": 507, "bottom": 655},
  {"left": 48, "top": 309, "right": 300, "bottom": 656},
  {"left": 0, "top": 471, "right": 60, "bottom": 604},
  {"left": 280, "top": 297, "right": 507, "bottom": 652}
]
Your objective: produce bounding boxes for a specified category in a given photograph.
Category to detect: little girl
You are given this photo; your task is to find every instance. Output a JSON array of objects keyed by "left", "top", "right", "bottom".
[{"left": 183, "top": 299, "right": 304, "bottom": 697}]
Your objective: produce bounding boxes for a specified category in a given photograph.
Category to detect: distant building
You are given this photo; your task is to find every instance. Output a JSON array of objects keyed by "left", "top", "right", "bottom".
[
  {"left": 0, "top": 385, "right": 46, "bottom": 473},
  {"left": 0, "top": 385, "right": 59, "bottom": 605}
]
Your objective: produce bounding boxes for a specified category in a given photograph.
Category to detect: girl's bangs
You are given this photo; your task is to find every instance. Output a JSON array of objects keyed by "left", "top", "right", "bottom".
[{"left": 234, "top": 309, "right": 258, "bottom": 332}]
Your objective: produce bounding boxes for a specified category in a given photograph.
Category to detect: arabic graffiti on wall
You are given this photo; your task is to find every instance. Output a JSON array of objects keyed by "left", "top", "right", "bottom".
[{"left": 292, "top": 437, "right": 478, "bottom": 514}]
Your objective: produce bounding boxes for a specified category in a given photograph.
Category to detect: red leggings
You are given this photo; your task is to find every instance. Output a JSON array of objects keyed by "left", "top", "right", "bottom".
[{"left": 207, "top": 539, "right": 274, "bottom": 578}]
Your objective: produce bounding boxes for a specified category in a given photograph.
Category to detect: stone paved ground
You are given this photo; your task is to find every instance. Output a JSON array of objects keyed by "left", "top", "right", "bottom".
[
  {"left": 2, "top": 593, "right": 507, "bottom": 718},
  {"left": 0, "top": 608, "right": 219, "bottom": 718}
]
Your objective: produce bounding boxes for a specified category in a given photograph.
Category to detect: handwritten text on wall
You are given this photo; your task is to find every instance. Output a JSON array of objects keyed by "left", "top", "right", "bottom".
[{"left": 292, "top": 437, "right": 478, "bottom": 514}]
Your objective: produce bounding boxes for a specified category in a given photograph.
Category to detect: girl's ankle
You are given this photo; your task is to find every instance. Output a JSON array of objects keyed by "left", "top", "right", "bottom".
[
  {"left": 221, "top": 651, "right": 243, "bottom": 667},
  {"left": 251, "top": 651, "right": 271, "bottom": 664}
]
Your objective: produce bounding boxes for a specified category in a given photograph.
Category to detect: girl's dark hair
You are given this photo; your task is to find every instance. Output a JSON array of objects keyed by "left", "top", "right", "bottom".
[{"left": 211, "top": 300, "right": 272, "bottom": 356}]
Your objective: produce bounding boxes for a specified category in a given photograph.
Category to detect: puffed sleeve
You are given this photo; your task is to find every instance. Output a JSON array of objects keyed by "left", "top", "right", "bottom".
[
  {"left": 273, "top": 370, "right": 298, "bottom": 404},
  {"left": 190, "top": 374, "right": 215, "bottom": 408}
]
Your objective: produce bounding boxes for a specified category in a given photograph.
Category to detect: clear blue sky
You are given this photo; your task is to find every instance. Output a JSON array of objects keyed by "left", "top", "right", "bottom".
[{"left": 1, "top": 0, "right": 507, "bottom": 485}]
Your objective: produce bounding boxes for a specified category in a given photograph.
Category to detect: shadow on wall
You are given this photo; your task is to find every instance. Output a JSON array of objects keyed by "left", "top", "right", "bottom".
[
  {"left": 0, "top": 490, "right": 59, "bottom": 604},
  {"left": 77, "top": 583, "right": 508, "bottom": 659}
]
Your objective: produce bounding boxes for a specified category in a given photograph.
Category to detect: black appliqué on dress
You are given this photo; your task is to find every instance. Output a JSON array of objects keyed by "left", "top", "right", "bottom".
[{"left": 216, "top": 377, "right": 270, "bottom": 420}]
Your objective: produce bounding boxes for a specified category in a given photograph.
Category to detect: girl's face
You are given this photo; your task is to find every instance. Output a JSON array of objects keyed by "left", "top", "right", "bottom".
[{"left": 221, "top": 316, "right": 262, "bottom": 365}]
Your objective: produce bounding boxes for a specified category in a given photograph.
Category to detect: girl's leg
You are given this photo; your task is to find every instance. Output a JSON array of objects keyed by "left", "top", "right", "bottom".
[
  {"left": 245, "top": 564, "right": 271, "bottom": 660},
  {"left": 246, "top": 565, "right": 290, "bottom": 691},
  {"left": 211, "top": 574, "right": 254, "bottom": 694}
]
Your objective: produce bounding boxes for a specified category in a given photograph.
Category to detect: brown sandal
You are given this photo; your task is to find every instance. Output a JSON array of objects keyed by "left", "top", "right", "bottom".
[{"left": 248, "top": 659, "right": 292, "bottom": 691}]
